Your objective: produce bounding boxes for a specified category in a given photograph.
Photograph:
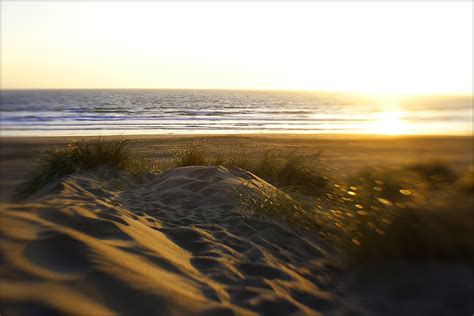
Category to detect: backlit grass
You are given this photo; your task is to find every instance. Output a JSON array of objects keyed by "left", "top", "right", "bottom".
[
  {"left": 173, "top": 145, "right": 328, "bottom": 193},
  {"left": 16, "top": 138, "right": 159, "bottom": 198},
  {"left": 320, "top": 163, "right": 474, "bottom": 265}
]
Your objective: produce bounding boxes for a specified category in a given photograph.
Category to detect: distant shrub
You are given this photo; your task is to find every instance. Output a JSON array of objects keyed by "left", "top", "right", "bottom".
[{"left": 16, "top": 138, "right": 159, "bottom": 198}]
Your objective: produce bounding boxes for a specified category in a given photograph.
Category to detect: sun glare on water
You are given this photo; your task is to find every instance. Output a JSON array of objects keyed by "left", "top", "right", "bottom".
[{"left": 372, "top": 111, "right": 408, "bottom": 135}]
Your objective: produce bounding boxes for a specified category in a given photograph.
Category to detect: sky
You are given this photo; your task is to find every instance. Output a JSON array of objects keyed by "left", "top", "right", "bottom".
[{"left": 1, "top": 2, "right": 472, "bottom": 95}]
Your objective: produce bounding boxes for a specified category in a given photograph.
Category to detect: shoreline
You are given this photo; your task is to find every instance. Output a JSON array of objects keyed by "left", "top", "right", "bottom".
[{"left": 1, "top": 132, "right": 472, "bottom": 141}]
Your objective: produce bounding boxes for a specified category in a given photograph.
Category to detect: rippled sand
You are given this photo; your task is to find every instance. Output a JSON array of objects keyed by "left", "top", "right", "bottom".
[{"left": 1, "top": 166, "right": 341, "bottom": 315}]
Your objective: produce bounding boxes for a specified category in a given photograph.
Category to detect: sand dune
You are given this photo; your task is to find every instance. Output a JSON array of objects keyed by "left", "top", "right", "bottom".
[
  {"left": 0, "top": 166, "right": 337, "bottom": 315},
  {"left": 1, "top": 166, "right": 473, "bottom": 315}
]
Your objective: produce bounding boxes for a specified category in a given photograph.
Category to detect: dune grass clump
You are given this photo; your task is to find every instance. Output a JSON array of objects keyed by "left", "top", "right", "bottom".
[
  {"left": 224, "top": 156, "right": 254, "bottom": 172},
  {"left": 346, "top": 203, "right": 474, "bottom": 264},
  {"left": 325, "top": 162, "right": 474, "bottom": 265},
  {"left": 407, "top": 160, "right": 457, "bottom": 183},
  {"left": 173, "top": 145, "right": 327, "bottom": 193},
  {"left": 226, "top": 151, "right": 328, "bottom": 193},
  {"left": 173, "top": 144, "right": 209, "bottom": 167},
  {"left": 124, "top": 157, "right": 161, "bottom": 177},
  {"left": 457, "top": 167, "right": 474, "bottom": 193},
  {"left": 239, "top": 184, "right": 322, "bottom": 233},
  {"left": 16, "top": 138, "right": 159, "bottom": 198},
  {"left": 235, "top": 159, "right": 474, "bottom": 265},
  {"left": 266, "top": 151, "right": 327, "bottom": 191}
]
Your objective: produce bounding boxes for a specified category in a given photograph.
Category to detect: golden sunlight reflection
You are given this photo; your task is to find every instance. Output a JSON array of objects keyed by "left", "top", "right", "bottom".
[{"left": 372, "top": 111, "right": 409, "bottom": 135}]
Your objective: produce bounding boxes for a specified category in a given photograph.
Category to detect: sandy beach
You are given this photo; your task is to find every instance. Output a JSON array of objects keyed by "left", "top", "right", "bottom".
[{"left": 1, "top": 134, "right": 473, "bottom": 315}]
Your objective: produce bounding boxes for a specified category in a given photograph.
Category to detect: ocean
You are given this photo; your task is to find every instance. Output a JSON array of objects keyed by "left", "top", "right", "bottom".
[{"left": 1, "top": 89, "right": 471, "bottom": 136}]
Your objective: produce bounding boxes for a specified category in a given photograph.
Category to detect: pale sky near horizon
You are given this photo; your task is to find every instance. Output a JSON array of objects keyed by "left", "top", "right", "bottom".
[{"left": 1, "top": 2, "right": 472, "bottom": 95}]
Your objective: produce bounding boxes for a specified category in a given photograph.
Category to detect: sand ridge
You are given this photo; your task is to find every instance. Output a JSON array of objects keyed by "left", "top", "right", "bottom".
[{"left": 0, "top": 166, "right": 338, "bottom": 315}]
